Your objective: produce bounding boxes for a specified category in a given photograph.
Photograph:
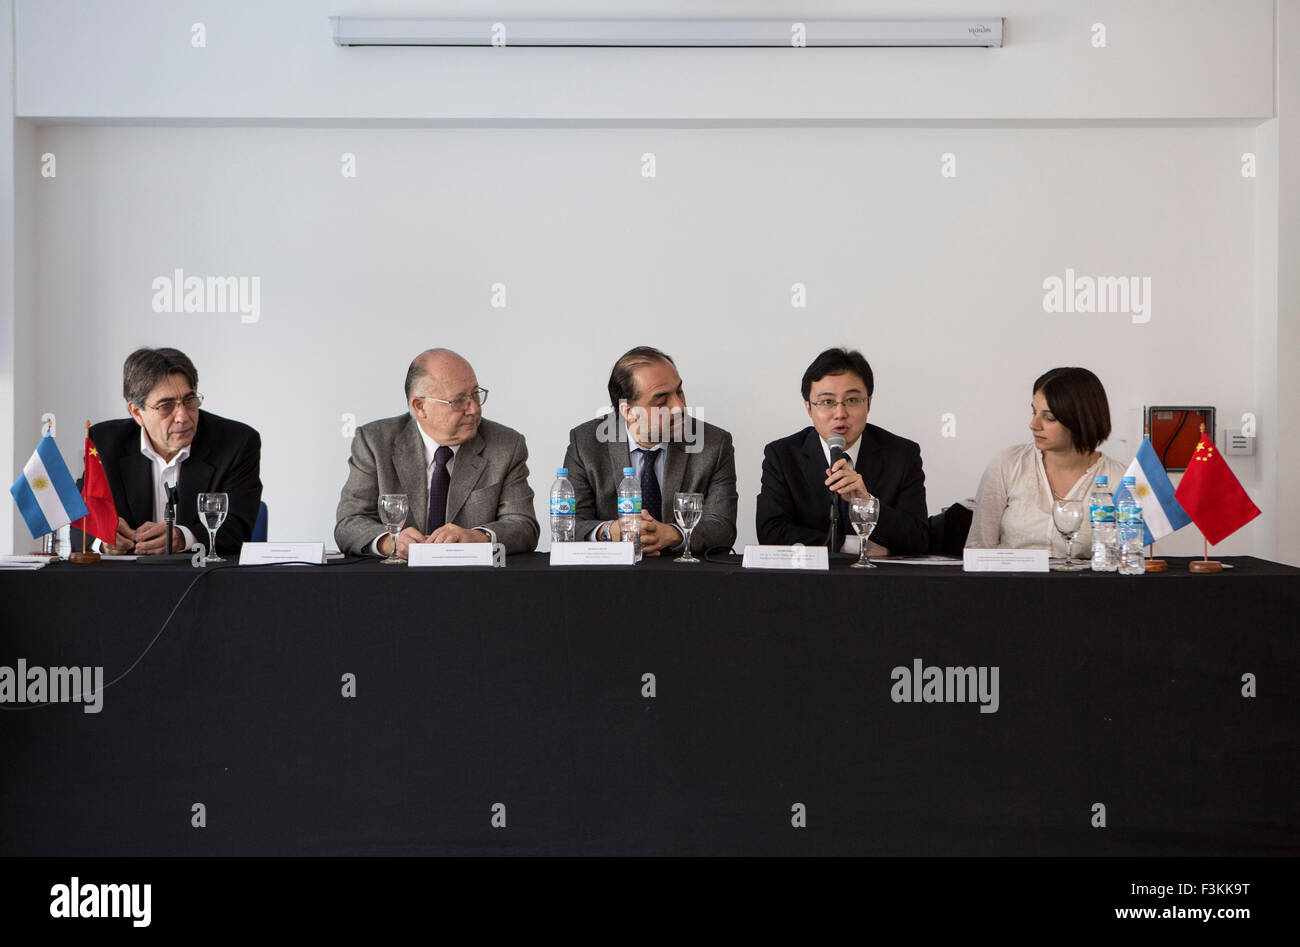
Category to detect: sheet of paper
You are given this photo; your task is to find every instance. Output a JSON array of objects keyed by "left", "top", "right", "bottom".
[
  {"left": 962, "top": 548, "right": 1050, "bottom": 572},
  {"left": 238, "top": 542, "right": 327, "bottom": 566},
  {"left": 877, "top": 555, "right": 964, "bottom": 565},
  {"left": 741, "top": 545, "right": 830, "bottom": 571},
  {"left": 550, "top": 543, "right": 636, "bottom": 566},
  {"left": 0, "top": 556, "right": 50, "bottom": 570},
  {"left": 408, "top": 543, "right": 495, "bottom": 567}
]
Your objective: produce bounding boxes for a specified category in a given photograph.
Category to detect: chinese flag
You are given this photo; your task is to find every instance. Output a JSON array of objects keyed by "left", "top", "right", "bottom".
[
  {"left": 72, "top": 438, "right": 118, "bottom": 544},
  {"left": 1174, "top": 433, "right": 1260, "bottom": 546}
]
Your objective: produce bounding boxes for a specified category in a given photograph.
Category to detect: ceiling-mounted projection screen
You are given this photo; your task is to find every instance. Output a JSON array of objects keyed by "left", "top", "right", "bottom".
[{"left": 329, "top": 17, "right": 1005, "bottom": 48}]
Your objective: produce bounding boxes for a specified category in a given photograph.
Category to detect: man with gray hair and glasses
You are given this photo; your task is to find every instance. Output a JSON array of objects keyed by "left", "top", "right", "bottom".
[
  {"left": 335, "top": 348, "right": 539, "bottom": 559},
  {"left": 73, "top": 346, "right": 263, "bottom": 556}
]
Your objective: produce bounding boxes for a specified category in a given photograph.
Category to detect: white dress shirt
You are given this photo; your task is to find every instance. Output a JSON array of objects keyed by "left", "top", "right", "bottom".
[
  {"left": 965, "top": 443, "right": 1129, "bottom": 554},
  {"left": 96, "top": 429, "right": 196, "bottom": 552},
  {"left": 369, "top": 427, "right": 495, "bottom": 554},
  {"left": 589, "top": 418, "right": 672, "bottom": 542}
]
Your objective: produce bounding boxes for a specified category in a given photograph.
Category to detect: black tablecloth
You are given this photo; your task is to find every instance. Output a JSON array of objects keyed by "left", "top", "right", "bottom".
[{"left": 1, "top": 553, "right": 1296, "bottom": 855}]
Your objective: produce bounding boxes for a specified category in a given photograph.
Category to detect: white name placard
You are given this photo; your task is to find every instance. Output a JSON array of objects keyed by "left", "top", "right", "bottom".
[
  {"left": 408, "top": 543, "right": 495, "bottom": 567},
  {"left": 741, "top": 545, "right": 829, "bottom": 571},
  {"left": 238, "top": 542, "right": 326, "bottom": 565},
  {"left": 962, "top": 548, "right": 1050, "bottom": 572},
  {"left": 550, "top": 542, "right": 635, "bottom": 566}
]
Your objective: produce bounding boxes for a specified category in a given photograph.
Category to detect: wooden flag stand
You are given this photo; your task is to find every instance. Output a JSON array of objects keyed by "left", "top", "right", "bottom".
[
  {"left": 68, "top": 544, "right": 99, "bottom": 564},
  {"left": 1189, "top": 536, "right": 1222, "bottom": 573},
  {"left": 69, "top": 420, "right": 100, "bottom": 564},
  {"left": 31, "top": 536, "right": 60, "bottom": 559}
]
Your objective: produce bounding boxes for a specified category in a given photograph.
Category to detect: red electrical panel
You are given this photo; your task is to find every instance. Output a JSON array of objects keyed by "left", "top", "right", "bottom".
[{"left": 1145, "top": 406, "right": 1215, "bottom": 472}]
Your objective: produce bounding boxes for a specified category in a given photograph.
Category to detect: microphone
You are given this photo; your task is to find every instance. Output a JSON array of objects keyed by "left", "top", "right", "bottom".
[
  {"left": 828, "top": 434, "right": 848, "bottom": 472},
  {"left": 164, "top": 480, "right": 178, "bottom": 555},
  {"left": 827, "top": 434, "right": 847, "bottom": 553}
]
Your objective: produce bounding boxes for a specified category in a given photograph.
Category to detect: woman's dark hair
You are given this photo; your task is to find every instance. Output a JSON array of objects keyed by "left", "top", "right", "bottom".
[
  {"left": 608, "top": 346, "right": 675, "bottom": 407},
  {"left": 1032, "top": 367, "right": 1111, "bottom": 454},
  {"left": 122, "top": 347, "right": 199, "bottom": 405},
  {"left": 801, "top": 348, "right": 874, "bottom": 401}
]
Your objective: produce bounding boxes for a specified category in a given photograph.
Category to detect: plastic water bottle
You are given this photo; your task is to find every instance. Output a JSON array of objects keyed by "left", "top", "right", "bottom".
[
  {"left": 550, "top": 467, "right": 576, "bottom": 543},
  {"left": 617, "top": 466, "right": 642, "bottom": 562},
  {"left": 1115, "top": 476, "right": 1145, "bottom": 576},
  {"left": 1089, "top": 475, "right": 1118, "bottom": 572}
]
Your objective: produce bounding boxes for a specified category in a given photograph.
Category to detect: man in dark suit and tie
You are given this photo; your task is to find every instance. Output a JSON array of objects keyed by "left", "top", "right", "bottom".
[
  {"left": 756, "top": 347, "right": 929, "bottom": 555},
  {"left": 76, "top": 347, "right": 263, "bottom": 556},
  {"left": 563, "top": 346, "right": 738, "bottom": 555},
  {"left": 334, "top": 348, "right": 539, "bottom": 558}
]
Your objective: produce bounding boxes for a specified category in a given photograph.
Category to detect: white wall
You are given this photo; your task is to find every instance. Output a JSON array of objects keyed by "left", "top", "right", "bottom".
[
  {"left": 0, "top": 0, "right": 14, "bottom": 555},
  {"left": 5, "top": 0, "right": 1295, "bottom": 561},
  {"left": 13, "top": 0, "right": 1274, "bottom": 121},
  {"left": 23, "top": 123, "right": 1265, "bottom": 554},
  {"left": 1276, "top": 0, "right": 1300, "bottom": 568}
]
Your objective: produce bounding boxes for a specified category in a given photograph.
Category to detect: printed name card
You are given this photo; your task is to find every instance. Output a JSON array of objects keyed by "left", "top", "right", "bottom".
[
  {"left": 238, "top": 542, "right": 326, "bottom": 566},
  {"left": 408, "top": 543, "right": 495, "bottom": 567},
  {"left": 550, "top": 542, "right": 636, "bottom": 566},
  {"left": 741, "top": 545, "right": 830, "bottom": 571},
  {"left": 962, "top": 548, "right": 1050, "bottom": 573}
]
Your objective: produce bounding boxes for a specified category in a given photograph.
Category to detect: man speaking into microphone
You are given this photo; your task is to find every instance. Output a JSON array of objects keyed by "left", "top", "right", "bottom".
[{"left": 755, "top": 348, "right": 930, "bottom": 556}]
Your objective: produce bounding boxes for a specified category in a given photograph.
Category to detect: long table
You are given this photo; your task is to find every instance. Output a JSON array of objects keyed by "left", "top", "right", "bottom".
[{"left": 1, "top": 553, "right": 1296, "bottom": 856}]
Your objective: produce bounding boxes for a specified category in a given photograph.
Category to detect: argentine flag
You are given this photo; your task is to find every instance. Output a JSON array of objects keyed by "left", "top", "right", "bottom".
[
  {"left": 1123, "top": 436, "right": 1192, "bottom": 546},
  {"left": 9, "top": 434, "right": 89, "bottom": 538}
]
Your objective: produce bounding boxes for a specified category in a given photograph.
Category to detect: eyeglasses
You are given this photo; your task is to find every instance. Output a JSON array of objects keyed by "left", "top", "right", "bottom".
[
  {"left": 143, "top": 392, "right": 203, "bottom": 416},
  {"left": 808, "top": 397, "right": 868, "bottom": 411},
  {"left": 421, "top": 387, "right": 488, "bottom": 412}
]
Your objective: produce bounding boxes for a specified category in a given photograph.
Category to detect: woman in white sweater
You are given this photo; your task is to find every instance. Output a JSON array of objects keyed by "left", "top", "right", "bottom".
[{"left": 966, "top": 367, "right": 1128, "bottom": 554}]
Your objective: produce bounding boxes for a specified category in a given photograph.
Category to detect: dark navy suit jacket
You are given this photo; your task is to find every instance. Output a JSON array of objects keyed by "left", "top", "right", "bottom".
[{"left": 755, "top": 424, "right": 929, "bottom": 554}]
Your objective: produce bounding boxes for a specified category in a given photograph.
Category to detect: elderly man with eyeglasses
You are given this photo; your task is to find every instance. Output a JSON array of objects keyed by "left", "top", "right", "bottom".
[
  {"left": 74, "top": 346, "right": 263, "bottom": 556},
  {"left": 334, "top": 348, "right": 539, "bottom": 559},
  {"left": 755, "top": 347, "right": 930, "bottom": 555}
]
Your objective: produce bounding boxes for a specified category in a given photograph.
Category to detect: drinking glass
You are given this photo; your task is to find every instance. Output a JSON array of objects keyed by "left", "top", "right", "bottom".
[
  {"left": 673, "top": 492, "right": 704, "bottom": 563},
  {"left": 378, "top": 494, "right": 409, "bottom": 565},
  {"left": 1051, "top": 498, "right": 1087, "bottom": 571},
  {"left": 848, "top": 496, "right": 880, "bottom": 569},
  {"left": 197, "top": 492, "right": 228, "bottom": 564}
]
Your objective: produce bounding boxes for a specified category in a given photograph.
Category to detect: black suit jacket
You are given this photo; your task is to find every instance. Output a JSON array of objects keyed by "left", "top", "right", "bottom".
[
  {"left": 755, "top": 424, "right": 929, "bottom": 555},
  {"left": 73, "top": 410, "right": 263, "bottom": 556}
]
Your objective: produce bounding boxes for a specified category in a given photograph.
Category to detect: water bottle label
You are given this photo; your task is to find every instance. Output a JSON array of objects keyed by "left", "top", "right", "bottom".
[
  {"left": 1089, "top": 504, "right": 1115, "bottom": 524},
  {"left": 617, "top": 497, "right": 642, "bottom": 515},
  {"left": 550, "top": 498, "right": 574, "bottom": 515},
  {"left": 1117, "top": 509, "right": 1142, "bottom": 524}
]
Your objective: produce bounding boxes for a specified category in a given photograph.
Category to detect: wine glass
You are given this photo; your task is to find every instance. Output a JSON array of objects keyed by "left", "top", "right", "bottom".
[
  {"left": 1051, "top": 498, "right": 1086, "bottom": 571},
  {"left": 848, "top": 496, "right": 880, "bottom": 569},
  {"left": 197, "top": 492, "right": 228, "bottom": 564},
  {"left": 673, "top": 492, "right": 704, "bottom": 563},
  {"left": 378, "top": 494, "right": 409, "bottom": 564}
]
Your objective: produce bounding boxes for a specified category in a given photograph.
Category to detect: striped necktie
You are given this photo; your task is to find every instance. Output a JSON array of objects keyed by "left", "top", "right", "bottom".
[
  {"left": 637, "top": 448, "right": 662, "bottom": 521},
  {"left": 426, "top": 445, "right": 453, "bottom": 533}
]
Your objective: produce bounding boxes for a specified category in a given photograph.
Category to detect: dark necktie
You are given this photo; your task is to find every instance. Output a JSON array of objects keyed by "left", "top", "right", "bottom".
[
  {"left": 637, "top": 448, "right": 662, "bottom": 521},
  {"left": 426, "top": 445, "right": 453, "bottom": 533}
]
